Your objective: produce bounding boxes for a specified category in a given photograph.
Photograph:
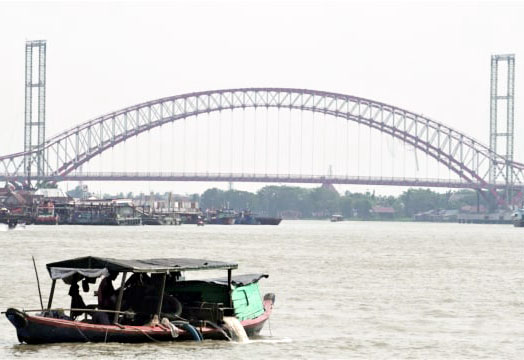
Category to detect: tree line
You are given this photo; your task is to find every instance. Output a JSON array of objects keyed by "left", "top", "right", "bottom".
[
  {"left": 67, "top": 184, "right": 496, "bottom": 219},
  {"left": 196, "top": 185, "right": 493, "bottom": 219}
]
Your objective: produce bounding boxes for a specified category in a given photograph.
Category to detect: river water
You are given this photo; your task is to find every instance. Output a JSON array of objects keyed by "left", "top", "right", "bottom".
[{"left": 1, "top": 221, "right": 524, "bottom": 359}]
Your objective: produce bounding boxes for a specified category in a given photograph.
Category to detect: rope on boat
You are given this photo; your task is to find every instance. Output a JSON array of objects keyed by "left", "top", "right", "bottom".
[
  {"left": 73, "top": 320, "right": 161, "bottom": 343},
  {"left": 115, "top": 324, "right": 163, "bottom": 343},
  {"left": 134, "top": 328, "right": 162, "bottom": 343},
  {"left": 73, "top": 323, "right": 90, "bottom": 342}
]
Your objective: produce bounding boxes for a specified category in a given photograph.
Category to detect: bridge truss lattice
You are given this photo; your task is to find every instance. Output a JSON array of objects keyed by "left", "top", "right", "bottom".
[{"left": 1, "top": 88, "right": 523, "bottom": 203}]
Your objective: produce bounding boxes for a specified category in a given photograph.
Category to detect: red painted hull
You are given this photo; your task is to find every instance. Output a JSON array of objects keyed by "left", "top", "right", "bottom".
[
  {"left": 34, "top": 216, "right": 59, "bottom": 225},
  {"left": 6, "top": 298, "right": 274, "bottom": 344}
]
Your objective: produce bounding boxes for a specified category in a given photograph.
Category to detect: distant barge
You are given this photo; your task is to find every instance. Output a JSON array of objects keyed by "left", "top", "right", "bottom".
[
  {"left": 56, "top": 200, "right": 182, "bottom": 226},
  {"left": 254, "top": 216, "right": 282, "bottom": 225},
  {"left": 205, "top": 208, "right": 284, "bottom": 226},
  {"left": 62, "top": 200, "right": 142, "bottom": 225}
]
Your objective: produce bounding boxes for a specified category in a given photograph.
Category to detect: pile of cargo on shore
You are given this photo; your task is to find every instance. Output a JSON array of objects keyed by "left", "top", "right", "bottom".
[{"left": 0, "top": 186, "right": 281, "bottom": 228}]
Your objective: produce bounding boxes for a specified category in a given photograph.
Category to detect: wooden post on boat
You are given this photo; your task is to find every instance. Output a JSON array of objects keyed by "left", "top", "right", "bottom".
[
  {"left": 113, "top": 272, "right": 127, "bottom": 325},
  {"left": 32, "top": 256, "right": 44, "bottom": 311},
  {"left": 156, "top": 273, "right": 167, "bottom": 318},
  {"left": 227, "top": 268, "right": 232, "bottom": 307},
  {"left": 47, "top": 279, "right": 56, "bottom": 310}
]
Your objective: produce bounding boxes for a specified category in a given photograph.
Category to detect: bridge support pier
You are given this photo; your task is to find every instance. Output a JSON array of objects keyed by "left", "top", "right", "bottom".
[
  {"left": 489, "top": 54, "right": 515, "bottom": 205},
  {"left": 23, "top": 40, "right": 47, "bottom": 186}
]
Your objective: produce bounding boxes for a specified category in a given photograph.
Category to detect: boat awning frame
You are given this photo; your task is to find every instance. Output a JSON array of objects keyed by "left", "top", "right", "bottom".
[
  {"left": 46, "top": 256, "right": 238, "bottom": 279},
  {"left": 49, "top": 267, "right": 110, "bottom": 281},
  {"left": 183, "top": 273, "right": 269, "bottom": 287}
]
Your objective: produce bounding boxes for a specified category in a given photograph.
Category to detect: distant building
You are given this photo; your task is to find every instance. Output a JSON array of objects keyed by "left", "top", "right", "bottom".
[
  {"left": 413, "top": 209, "right": 458, "bottom": 222},
  {"left": 460, "top": 205, "right": 487, "bottom": 214},
  {"left": 312, "top": 210, "right": 330, "bottom": 218},
  {"left": 441, "top": 209, "right": 459, "bottom": 221},
  {"left": 1, "top": 191, "right": 28, "bottom": 208},
  {"left": 135, "top": 193, "right": 199, "bottom": 212},
  {"left": 35, "top": 188, "right": 71, "bottom": 204},
  {"left": 0, "top": 189, "right": 38, "bottom": 214},
  {"left": 280, "top": 210, "right": 301, "bottom": 220},
  {"left": 371, "top": 206, "right": 396, "bottom": 219}
]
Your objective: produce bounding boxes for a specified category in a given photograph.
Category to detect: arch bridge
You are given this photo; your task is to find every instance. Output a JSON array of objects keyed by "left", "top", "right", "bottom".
[{"left": 0, "top": 88, "right": 523, "bottom": 204}]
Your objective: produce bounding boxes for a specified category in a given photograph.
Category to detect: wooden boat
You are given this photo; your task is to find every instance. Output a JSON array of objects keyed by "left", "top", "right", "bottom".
[
  {"left": 206, "top": 209, "right": 237, "bottom": 225},
  {"left": 5, "top": 257, "right": 274, "bottom": 344},
  {"left": 330, "top": 214, "right": 343, "bottom": 222},
  {"left": 235, "top": 210, "right": 259, "bottom": 225},
  {"left": 236, "top": 211, "right": 282, "bottom": 225},
  {"left": 513, "top": 209, "right": 524, "bottom": 227},
  {"left": 34, "top": 201, "right": 59, "bottom": 225},
  {"left": 0, "top": 208, "right": 30, "bottom": 229}
]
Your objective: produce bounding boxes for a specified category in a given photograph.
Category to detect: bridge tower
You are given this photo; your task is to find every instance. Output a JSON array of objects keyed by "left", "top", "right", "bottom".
[
  {"left": 23, "top": 40, "right": 47, "bottom": 183},
  {"left": 489, "top": 54, "right": 515, "bottom": 204}
]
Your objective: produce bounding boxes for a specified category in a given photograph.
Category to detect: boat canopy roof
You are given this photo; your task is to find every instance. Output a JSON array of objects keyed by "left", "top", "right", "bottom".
[
  {"left": 183, "top": 273, "right": 268, "bottom": 287},
  {"left": 46, "top": 256, "right": 238, "bottom": 280}
]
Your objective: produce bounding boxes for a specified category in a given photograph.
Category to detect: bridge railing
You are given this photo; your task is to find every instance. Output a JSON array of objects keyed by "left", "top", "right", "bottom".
[
  {"left": 0, "top": 171, "right": 503, "bottom": 189},
  {"left": 52, "top": 171, "right": 472, "bottom": 181}
]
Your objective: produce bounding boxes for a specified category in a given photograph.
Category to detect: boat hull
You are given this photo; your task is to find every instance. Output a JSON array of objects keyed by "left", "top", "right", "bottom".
[
  {"left": 513, "top": 219, "right": 524, "bottom": 227},
  {"left": 142, "top": 216, "right": 180, "bottom": 225},
  {"left": 255, "top": 217, "right": 282, "bottom": 225},
  {"left": 34, "top": 216, "right": 59, "bottom": 225},
  {"left": 207, "top": 217, "right": 236, "bottom": 225},
  {"left": 6, "top": 296, "right": 274, "bottom": 344}
]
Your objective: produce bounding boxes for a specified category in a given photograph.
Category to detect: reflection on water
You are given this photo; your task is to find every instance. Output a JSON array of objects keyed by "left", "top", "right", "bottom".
[{"left": 1, "top": 221, "right": 524, "bottom": 359}]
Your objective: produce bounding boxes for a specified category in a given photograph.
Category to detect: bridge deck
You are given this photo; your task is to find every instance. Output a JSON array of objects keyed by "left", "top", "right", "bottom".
[{"left": 0, "top": 172, "right": 509, "bottom": 190}]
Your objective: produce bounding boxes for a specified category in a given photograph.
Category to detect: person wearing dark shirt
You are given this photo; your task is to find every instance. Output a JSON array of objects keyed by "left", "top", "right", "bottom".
[
  {"left": 93, "top": 271, "right": 118, "bottom": 324},
  {"left": 68, "top": 276, "right": 86, "bottom": 320},
  {"left": 98, "top": 271, "right": 118, "bottom": 310}
]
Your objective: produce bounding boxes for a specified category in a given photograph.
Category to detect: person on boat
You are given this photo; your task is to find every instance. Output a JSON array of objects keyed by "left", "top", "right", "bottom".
[
  {"left": 98, "top": 271, "right": 118, "bottom": 308},
  {"left": 82, "top": 277, "right": 95, "bottom": 292},
  {"left": 93, "top": 271, "right": 118, "bottom": 324},
  {"left": 68, "top": 275, "right": 86, "bottom": 320},
  {"left": 121, "top": 273, "right": 182, "bottom": 324},
  {"left": 121, "top": 273, "right": 152, "bottom": 325}
]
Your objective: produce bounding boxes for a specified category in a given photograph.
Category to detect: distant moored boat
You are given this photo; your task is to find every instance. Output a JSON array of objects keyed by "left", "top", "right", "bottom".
[
  {"left": 330, "top": 214, "right": 343, "bottom": 222},
  {"left": 512, "top": 209, "right": 524, "bottom": 227},
  {"left": 254, "top": 216, "right": 282, "bottom": 225}
]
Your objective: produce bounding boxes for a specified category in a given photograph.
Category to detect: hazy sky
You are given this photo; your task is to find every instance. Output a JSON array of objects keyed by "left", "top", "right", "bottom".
[{"left": 0, "top": 0, "right": 523, "bottom": 196}]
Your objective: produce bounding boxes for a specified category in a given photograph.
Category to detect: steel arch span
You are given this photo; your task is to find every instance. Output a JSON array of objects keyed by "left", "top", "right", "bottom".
[{"left": 1, "top": 88, "right": 523, "bottom": 194}]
